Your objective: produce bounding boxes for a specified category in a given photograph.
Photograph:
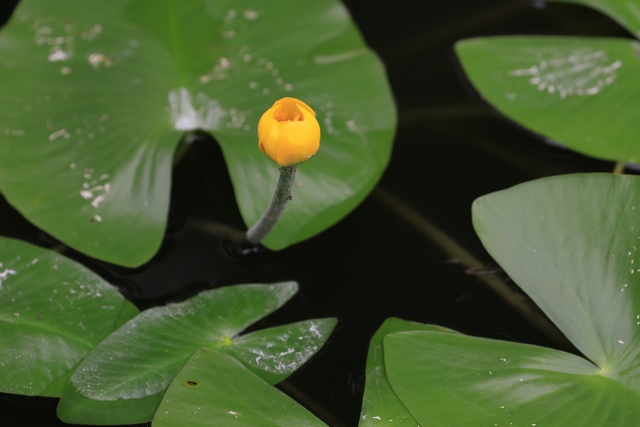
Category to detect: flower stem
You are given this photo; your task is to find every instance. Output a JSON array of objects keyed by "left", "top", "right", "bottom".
[{"left": 246, "top": 165, "right": 297, "bottom": 244}]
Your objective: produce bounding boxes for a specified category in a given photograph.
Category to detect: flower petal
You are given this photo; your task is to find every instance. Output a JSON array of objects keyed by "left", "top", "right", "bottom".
[{"left": 256, "top": 97, "right": 321, "bottom": 167}]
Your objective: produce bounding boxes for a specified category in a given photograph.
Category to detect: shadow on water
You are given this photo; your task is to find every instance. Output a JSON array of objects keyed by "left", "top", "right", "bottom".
[{"left": 0, "top": 0, "right": 630, "bottom": 425}]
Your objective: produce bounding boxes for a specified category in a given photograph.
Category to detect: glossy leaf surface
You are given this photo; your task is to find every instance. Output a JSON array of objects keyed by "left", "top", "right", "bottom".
[
  {"left": 153, "top": 348, "right": 328, "bottom": 427},
  {"left": 70, "top": 282, "right": 296, "bottom": 400},
  {"left": 548, "top": 0, "right": 640, "bottom": 37},
  {"left": 60, "top": 282, "right": 336, "bottom": 424},
  {"left": 0, "top": 237, "right": 138, "bottom": 397},
  {"left": 359, "top": 318, "right": 456, "bottom": 427},
  {"left": 473, "top": 174, "right": 640, "bottom": 373},
  {"left": 0, "top": 0, "right": 396, "bottom": 266},
  {"left": 57, "top": 383, "right": 163, "bottom": 426},
  {"left": 385, "top": 331, "right": 639, "bottom": 426},
  {"left": 456, "top": 36, "right": 640, "bottom": 164},
  {"left": 59, "top": 321, "right": 338, "bottom": 425},
  {"left": 382, "top": 174, "right": 640, "bottom": 425},
  {"left": 227, "top": 318, "right": 338, "bottom": 385}
]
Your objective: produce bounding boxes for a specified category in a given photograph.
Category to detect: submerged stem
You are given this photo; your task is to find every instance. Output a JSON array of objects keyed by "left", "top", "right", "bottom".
[
  {"left": 246, "top": 165, "right": 297, "bottom": 244},
  {"left": 373, "top": 187, "right": 577, "bottom": 353},
  {"left": 613, "top": 162, "right": 625, "bottom": 174},
  {"left": 190, "top": 220, "right": 248, "bottom": 246}
]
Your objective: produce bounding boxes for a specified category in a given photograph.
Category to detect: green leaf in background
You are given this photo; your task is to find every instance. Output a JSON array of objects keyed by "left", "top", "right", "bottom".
[
  {"left": 59, "top": 282, "right": 337, "bottom": 424},
  {"left": 548, "top": 0, "right": 640, "bottom": 37},
  {"left": 455, "top": 36, "right": 640, "bottom": 164},
  {"left": 384, "top": 331, "right": 639, "bottom": 426},
  {"left": 381, "top": 174, "right": 640, "bottom": 425},
  {"left": 154, "top": 348, "right": 328, "bottom": 427},
  {"left": 0, "top": 0, "right": 396, "bottom": 267},
  {"left": 358, "top": 318, "right": 457, "bottom": 427},
  {"left": 0, "top": 237, "right": 138, "bottom": 397}
]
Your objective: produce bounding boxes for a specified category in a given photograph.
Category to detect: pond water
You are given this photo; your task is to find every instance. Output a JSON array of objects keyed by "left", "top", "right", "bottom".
[{"left": 0, "top": 0, "right": 628, "bottom": 426}]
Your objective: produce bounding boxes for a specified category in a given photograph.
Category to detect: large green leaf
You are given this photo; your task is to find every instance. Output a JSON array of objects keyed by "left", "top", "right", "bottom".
[
  {"left": 359, "top": 318, "right": 456, "bottom": 427},
  {"left": 455, "top": 36, "right": 640, "bottom": 164},
  {"left": 0, "top": 0, "right": 396, "bottom": 266},
  {"left": 59, "top": 282, "right": 337, "bottom": 424},
  {"left": 70, "top": 282, "right": 296, "bottom": 401},
  {"left": 153, "top": 348, "right": 328, "bottom": 427},
  {"left": 384, "top": 331, "right": 639, "bottom": 426},
  {"left": 0, "top": 237, "right": 138, "bottom": 397},
  {"left": 473, "top": 174, "right": 640, "bottom": 372},
  {"left": 58, "top": 321, "right": 339, "bottom": 425},
  {"left": 548, "top": 0, "right": 640, "bottom": 37},
  {"left": 381, "top": 174, "right": 640, "bottom": 425}
]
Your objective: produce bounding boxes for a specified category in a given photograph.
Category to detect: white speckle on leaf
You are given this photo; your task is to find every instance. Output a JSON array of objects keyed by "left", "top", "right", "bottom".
[
  {"left": 0, "top": 269, "right": 17, "bottom": 290},
  {"left": 509, "top": 49, "right": 621, "bottom": 99},
  {"left": 243, "top": 9, "right": 259, "bottom": 20},
  {"left": 49, "top": 128, "right": 70, "bottom": 141},
  {"left": 168, "top": 88, "right": 226, "bottom": 131},
  {"left": 87, "top": 53, "right": 114, "bottom": 69},
  {"left": 80, "top": 24, "right": 103, "bottom": 41},
  {"left": 224, "top": 9, "right": 237, "bottom": 23},
  {"left": 48, "top": 47, "right": 70, "bottom": 62}
]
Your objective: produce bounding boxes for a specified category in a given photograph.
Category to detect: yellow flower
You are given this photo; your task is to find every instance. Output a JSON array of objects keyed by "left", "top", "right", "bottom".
[{"left": 257, "top": 97, "right": 321, "bottom": 167}]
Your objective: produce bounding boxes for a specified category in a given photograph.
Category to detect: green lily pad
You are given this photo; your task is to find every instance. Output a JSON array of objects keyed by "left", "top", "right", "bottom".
[
  {"left": 58, "top": 320, "right": 338, "bottom": 425},
  {"left": 381, "top": 174, "right": 640, "bottom": 426},
  {"left": 384, "top": 331, "right": 639, "bottom": 426},
  {"left": 0, "top": 0, "right": 396, "bottom": 266},
  {"left": 70, "top": 282, "right": 297, "bottom": 401},
  {"left": 59, "top": 282, "right": 337, "bottom": 424},
  {"left": 0, "top": 237, "right": 138, "bottom": 397},
  {"left": 473, "top": 174, "right": 640, "bottom": 369},
  {"left": 153, "top": 348, "right": 328, "bottom": 427},
  {"left": 358, "top": 318, "right": 457, "bottom": 427},
  {"left": 455, "top": 36, "right": 640, "bottom": 164},
  {"left": 548, "top": 0, "right": 640, "bottom": 37},
  {"left": 57, "top": 382, "right": 163, "bottom": 426}
]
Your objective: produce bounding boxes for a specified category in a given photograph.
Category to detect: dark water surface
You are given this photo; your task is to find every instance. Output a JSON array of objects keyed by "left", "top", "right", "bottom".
[{"left": 0, "top": 1, "right": 629, "bottom": 426}]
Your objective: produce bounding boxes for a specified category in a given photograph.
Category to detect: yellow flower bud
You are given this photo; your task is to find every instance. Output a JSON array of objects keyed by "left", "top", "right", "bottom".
[{"left": 257, "top": 97, "right": 321, "bottom": 167}]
